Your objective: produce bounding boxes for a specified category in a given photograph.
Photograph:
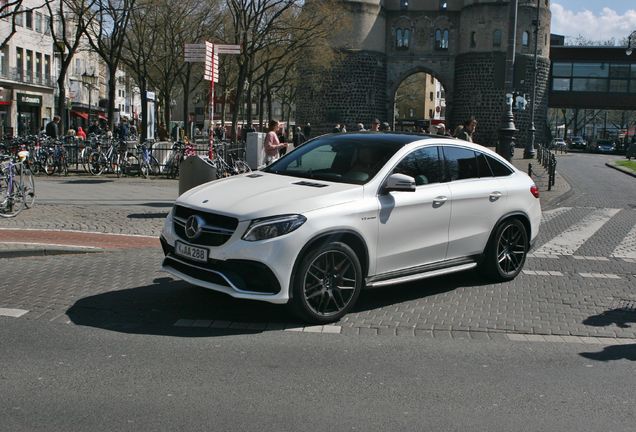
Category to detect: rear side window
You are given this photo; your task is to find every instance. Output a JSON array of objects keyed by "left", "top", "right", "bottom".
[
  {"left": 476, "top": 152, "right": 493, "bottom": 177},
  {"left": 485, "top": 154, "right": 513, "bottom": 176},
  {"left": 393, "top": 146, "right": 442, "bottom": 185},
  {"left": 442, "top": 146, "right": 479, "bottom": 181}
]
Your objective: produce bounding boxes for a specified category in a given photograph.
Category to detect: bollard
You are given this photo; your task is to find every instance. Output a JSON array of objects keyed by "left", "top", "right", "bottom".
[{"left": 528, "top": 162, "right": 533, "bottom": 177}]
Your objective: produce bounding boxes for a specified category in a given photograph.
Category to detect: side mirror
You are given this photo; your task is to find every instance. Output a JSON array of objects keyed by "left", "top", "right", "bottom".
[{"left": 383, "top": 173, "right": 416, "bottom": 193}]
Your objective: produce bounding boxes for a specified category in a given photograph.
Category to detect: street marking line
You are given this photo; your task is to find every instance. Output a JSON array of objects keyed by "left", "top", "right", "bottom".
[
  {"left": 0, "top": 241, "right": 101, "bottom": 249},
  {"left": 611, "top": 223, "right": 636, "bottom": 259},
  {"left": 541, "top": 207, "right": 572, "bottom": 223},
  {"left": 0, "top": 308, "right": 29, "bottom": 318},
  {"left": 0, "top": 227, "right": 158, "bottom": 239},
  {"left": 506, "top": 333, "right": 636, "bottom": 345},
  {"left": 579, "top": 272, "right": 621, "bottom": 279},
  {"left": 572, "top": 256, "right": 610, "bottom": 261},
  {"left": 534, "top": 208, "right": 621, "bottom": 256}
]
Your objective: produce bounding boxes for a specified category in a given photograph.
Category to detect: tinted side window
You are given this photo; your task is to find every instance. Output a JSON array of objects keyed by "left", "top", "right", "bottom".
[
  {"left": 393, "top": 146, "right": 442, "bottom": 185},
  {"left": 476, "top": 152, "right": 493, "bottom": 177},
  {"left": 486, "top": 154, "right": 513, "bottom": 176},
  {"left": 443, "top": 146, "right": 478, "bottom": 181}
]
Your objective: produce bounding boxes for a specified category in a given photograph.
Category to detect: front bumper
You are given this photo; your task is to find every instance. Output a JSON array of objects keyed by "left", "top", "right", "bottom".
[{"left": 160, "top": 214, "right": 295, "bottom": 304}]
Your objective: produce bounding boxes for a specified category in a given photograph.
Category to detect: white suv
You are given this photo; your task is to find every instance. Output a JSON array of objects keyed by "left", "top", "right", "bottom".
[{"left": 160, "top": 133, "right": 541, "bottom": 323}]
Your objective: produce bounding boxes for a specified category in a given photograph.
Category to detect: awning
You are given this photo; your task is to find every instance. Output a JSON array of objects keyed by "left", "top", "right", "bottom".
[
  {"left": 98, "top": 113, "right": 107, "bottom": 120},
  {"left": 71, "top": 111, "right": 88, "bottom": 120}
]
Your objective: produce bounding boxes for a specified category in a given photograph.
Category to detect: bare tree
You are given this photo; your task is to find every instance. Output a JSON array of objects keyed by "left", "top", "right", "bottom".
[
  {"left": 84, "top": 0, "right": 136, "bottom": 131},
  {"left": 46, "top": 0, "right": 98, "bottom": 131}
]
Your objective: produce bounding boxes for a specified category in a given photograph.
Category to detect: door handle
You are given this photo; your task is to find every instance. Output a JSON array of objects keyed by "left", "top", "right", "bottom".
[
  {"left": 433, "top": 196, "right": 448, "bottom": 207},
  {"left": 489, "top": 191, "right": 503, "bottom": 201}
]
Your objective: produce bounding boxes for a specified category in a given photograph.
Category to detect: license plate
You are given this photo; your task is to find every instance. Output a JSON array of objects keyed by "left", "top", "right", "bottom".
[{"left": 175, "top": 241, "right": 208, "bottom": 262}]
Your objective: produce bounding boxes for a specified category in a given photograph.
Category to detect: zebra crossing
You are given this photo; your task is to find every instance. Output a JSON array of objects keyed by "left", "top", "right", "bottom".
[{"left": 531, "top": 206, "right": 636, "bottom": 261}]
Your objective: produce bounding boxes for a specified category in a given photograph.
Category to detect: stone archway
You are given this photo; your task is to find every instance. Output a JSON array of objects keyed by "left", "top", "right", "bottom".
[{"left": 387, "top": 64, "right": 454, "bottom": 131}]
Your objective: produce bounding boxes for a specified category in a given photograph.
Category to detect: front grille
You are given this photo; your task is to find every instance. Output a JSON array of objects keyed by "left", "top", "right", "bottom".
[
  {"left": 163, "top": 255, "right": 232, "bottom": 288},
  {"left": 173, "top": 205, "right": 239, "bottom": 246}
]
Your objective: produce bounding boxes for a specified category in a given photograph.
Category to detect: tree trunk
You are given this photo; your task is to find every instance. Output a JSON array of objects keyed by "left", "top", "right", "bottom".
[
  {"left": 182, "top": 68, "right": 191, "bottom": 134},
  {"left": 140, "top": 79, "right": 148, "bottom": 142},
  {"left": 107, "top": 67, "right": 117, "bottom": 131}
]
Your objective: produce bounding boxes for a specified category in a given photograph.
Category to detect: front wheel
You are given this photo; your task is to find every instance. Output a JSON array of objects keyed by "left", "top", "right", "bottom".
[
  {"left": 44, "top": 154, "right": 56, "bottom": 176},
  {"left": 289, "top": 241, "right": 363, "bottom": 324},
  {"left": 88, "top": 152, "right": 106, "bottom": 176},
  {"left": 481, "top": 218, "right": 528, "bottom": 281}
]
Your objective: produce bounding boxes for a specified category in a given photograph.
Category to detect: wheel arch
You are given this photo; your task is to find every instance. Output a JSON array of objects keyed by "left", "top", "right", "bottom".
[
  {"left": 289, "top": 229, "right": 369, "bottom": 299},
  {"left": 487, "top": 211, "right": 532, "bottom": 253}
]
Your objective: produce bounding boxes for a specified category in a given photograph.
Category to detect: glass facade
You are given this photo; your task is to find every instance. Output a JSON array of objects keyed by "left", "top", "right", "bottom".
[{"left": 552, "top": 61, "right": 636, "bottom": 93}]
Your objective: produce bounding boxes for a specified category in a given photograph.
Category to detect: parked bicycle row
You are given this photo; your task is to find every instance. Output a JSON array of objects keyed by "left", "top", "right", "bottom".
[{"left": 0, "top": 134, "right": 252, "bottom": 180}]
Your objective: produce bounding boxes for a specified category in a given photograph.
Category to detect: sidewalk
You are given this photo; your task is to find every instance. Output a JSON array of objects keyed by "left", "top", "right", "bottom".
[{"left": 508, "top": 147, "right": 570, "bottom": 208}]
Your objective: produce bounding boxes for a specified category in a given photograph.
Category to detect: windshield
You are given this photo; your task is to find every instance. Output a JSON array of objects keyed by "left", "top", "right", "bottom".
[{"left": 263, "top": 135, "right": 405, "bottom": 185}]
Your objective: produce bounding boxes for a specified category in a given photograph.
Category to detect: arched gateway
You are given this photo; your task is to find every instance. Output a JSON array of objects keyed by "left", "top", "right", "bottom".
[{"left": 296, "top": 0, "right": 551, "bottom": 148}]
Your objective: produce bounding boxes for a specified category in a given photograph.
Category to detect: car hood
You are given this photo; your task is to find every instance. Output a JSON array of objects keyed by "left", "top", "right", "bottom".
[{"left": 177, "top": 172, "right": 363, "bottom": 220}]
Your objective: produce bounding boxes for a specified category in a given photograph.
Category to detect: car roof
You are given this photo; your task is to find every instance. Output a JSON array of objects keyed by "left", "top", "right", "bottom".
[{"left": 325, "top": 132, "right": 434, "bottom": 146}]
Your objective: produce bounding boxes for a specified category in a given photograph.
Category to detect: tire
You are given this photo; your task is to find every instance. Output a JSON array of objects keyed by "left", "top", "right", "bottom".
[
  {"left": 481, "top": 218, "right": 528, "bottom": 281},
  {"left": 88, "top": 152, "right": 106, "bottom": 176},
  {"left": 289, "top": 241, "right": 363, "bottom": 324},
  {"left": 22, "top": 168, "right": 35, "bottom": 208},
  {"left": 148, "top": 156, "right": 160, "bottom": 176},
  {"left": 123, "top": 154, "right": 140, "bottom": 176},
  {"left": 44, "top": 154, "right": 56, "bottom": 175}
]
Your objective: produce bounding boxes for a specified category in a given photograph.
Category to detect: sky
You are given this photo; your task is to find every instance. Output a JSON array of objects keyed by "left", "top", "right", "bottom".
[{"left": 551, "top": 1, "right": 636, "bottom": 43}]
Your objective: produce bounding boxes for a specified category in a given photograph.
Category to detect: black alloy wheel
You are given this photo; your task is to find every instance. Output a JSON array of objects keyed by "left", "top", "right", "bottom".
[
  {"left": 483, "top": 218, "right": 528, "bottom": 281},
  {"left": 290, "top": 241, "right": 362, "bottom": 324}
]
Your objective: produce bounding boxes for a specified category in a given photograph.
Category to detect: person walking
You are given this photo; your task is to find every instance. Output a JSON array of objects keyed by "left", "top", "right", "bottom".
[
  {"left": 293, "top": 126, "right": 306, "bottom": 148},
  {"left": 75, "top": 126, "right": 86, "bottom": 140},
  {"left": 370, "top": 119, "right": 380, "bottom": 132},
  {"left": 45, "top": 115, "right": 61, "bottom": 138},
  {"left": 264, "top": 120, "right": 287, "bottom": 165},
  {"left": 303, "top": 122, "right": 312, "bottom": 138},
  {"left": 88, "top": 120, "right": 101, "bottom": 136},
  {"left": 332, "top": 123, "right": 341, "bottom": 133},
  {"left": 456, "top": 117, "right": 477, "bottom": 142},
  {"left": 157, "top": 123, "right": 169, "bottom": 141}
]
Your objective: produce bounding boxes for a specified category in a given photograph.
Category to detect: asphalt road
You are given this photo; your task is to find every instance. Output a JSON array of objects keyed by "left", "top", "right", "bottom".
[{"left": 1, "top": 317, "right": 635, "bottom": 432}]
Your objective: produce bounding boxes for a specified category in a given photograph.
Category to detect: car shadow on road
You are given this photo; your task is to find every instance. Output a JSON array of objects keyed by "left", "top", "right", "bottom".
[
  {"left": 66, "top": 271, "right": 488, "bottom": 337},
  {"left": 579, "top": 307, "right": 636, "bottom": 362},
  {"left": 66, "top": 277, "right": 295, "bottom": 337}
]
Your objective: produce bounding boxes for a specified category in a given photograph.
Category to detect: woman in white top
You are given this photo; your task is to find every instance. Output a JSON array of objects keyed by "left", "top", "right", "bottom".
[{"left": 263, "top": 119, "right": 287, "bottom": 164}]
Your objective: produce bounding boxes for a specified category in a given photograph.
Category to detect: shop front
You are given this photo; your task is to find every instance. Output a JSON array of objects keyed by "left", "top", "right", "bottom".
[
  {"left": 16, "top": 93, "right": 42, "bottom": 136},
  {"left": 0, "top": 87, "right": 11, "bottom": 138}
]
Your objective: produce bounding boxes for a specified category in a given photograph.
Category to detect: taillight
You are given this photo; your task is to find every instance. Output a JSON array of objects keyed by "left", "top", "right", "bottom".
[{"left": 530, "top": 185, "right": 540, "bottom": 198}]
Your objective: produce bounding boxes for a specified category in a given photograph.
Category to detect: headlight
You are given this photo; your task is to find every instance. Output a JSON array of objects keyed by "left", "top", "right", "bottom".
[{"left": 242, "top": 214, "right": 307, "bottom": 242}]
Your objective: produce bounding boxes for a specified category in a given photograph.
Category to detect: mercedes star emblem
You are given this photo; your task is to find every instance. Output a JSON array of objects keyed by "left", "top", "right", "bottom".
[{"left": 185, "top": 215, "right": 205, "bottom": 239}]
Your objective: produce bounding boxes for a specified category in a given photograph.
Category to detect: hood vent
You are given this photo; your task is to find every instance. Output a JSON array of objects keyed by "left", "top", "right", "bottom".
[
  {"left": 246, "top": 173, "right": 263, "bottom": 178},
  {"left": 293, "top": 181, "right": 328, "bottom": 188}
]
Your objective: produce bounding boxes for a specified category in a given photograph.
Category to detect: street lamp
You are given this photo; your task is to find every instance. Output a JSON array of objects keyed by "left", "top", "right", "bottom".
[
  {"left": 524, "top": 0, "right": 540, "bottom": 159},
  {"left": 626, "top": 30, "right": 636, "bottom": 56},
  {"left": 497, "top": 0, "right": 518, "bottom": 162},
  {"left": 81, "top": 71, "right": 97, "bottom": 125}
]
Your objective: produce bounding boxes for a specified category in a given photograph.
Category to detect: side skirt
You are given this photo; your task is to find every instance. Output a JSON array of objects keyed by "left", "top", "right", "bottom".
[{"left": 365, "top": 256, "right": 480, "bottom": 289}]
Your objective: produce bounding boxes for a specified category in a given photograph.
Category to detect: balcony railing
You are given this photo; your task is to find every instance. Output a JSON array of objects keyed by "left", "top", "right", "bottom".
[{"left": 2, "top": 67, "right": 56, "bottom": 87}]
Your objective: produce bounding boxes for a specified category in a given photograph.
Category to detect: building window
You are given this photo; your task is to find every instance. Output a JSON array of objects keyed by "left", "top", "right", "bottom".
[
  {"left": 493, "top": 30, "right": 502, "bottom": 47},
  {"left": 44, "top": 15, "right": 50, "bottom": 34},
  {"left": 25, "top": 9, "right": 32, "bottom": 29},
  {"left": 35, "top": 12, "right": 42, "bottom": 33},
  {"left": 429, "top": 109, "right": 434, "bottom": 118},
  {"left": 44, "top": 55, "right": 50, "bottom": 82},
  {"left": 435, "top": 29, "right": 449, "bottom": 50},
  {"left": 0, "top": 47, "right": 6, "bottom": 77},
  {"left": 400, "top": 0, "right": 408, "bottom": 10},
  {"left": 470, "top": 31, "right": 476, "bottom": 48},
  {"left": 396, "top": 28, "right": 410, "bottom": 49},
  {"left": 429, "top": 91, "right": 434, "bottom": 101},
  {"left": 75, "top": 58, "right": 81, "bottom": 75},
  {"left": 35, "top": 52, "right": 41, "bottom": 81},
  {"left": 16, "top": 47, "right": 23, "bottom": 78},
  {"left": 26, "top": 50, "right": 32, "bottom": 81},
  {"left": 15, "top": 8, "right": 23, "bottom": 26},
  {"left": 522, "top": 31, "right": 529, "bottom": 47}
]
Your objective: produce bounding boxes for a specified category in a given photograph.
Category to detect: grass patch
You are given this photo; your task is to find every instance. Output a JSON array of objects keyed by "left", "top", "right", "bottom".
[{"left": 615, "top": 160, "right": 636, "bottom": 173}]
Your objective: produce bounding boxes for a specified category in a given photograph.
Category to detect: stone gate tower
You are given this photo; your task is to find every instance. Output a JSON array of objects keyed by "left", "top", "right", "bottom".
[{"left": 296, "top": 0, "right": 551, "bottom": 149}]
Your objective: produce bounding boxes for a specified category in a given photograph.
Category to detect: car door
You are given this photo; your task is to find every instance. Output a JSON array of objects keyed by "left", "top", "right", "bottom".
[
  {"left": 442, "top": 146, "right": 509, "bottom": 260},
  {"left": 375, "top": 146, "right": 452, "bottom": 275}
]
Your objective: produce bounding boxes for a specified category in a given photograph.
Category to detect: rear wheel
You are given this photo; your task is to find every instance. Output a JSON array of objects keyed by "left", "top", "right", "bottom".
[
  {"left": 21, "top": 168, "right": 35, "bottom": 208},
  {"left": 482, "top": 218, "right": 528, "bottom": 281},
  {"left": 0, "top": 175, "right": 25, "bottom": 218},
  {"left": 44, "top": 154, "right": 56, "bottom": 175},
  {"left": 289, "top": 241, "right": 363, "bottom": 324},
  {"left": 88, "top": 152, "right": 106, "bottom": 176}
]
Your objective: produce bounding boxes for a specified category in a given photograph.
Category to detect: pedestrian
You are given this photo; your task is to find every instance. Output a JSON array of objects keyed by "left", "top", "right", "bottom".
[
  {"left": 118, "top": 118, "right": 130, "bottom": 141},
  {"left": 340, "top": 124, "right": 347, "bottom": 133},
  {"left": 45, "top": 115, "right": 61, "bottom": 138},
  {"left": 264, "top": 119, "right": 287, "bottom": 165},
  {"left": 88, "top": 120, "right": 101, "bottom": 136},
  {"left": 214, "top": 123, "right": 225, "bottom": 141},
  {"left": 293, "top": 126, "right": 306, "bottom": 148},
  {"left": 436, "top": 123, "right": 450, "bottom": 136},
  {"left": 332, "top": 123, "right": 341, "bottom": 133},
  {"left": 157, "top": 122, "right": 169, "bottom": 141},
  {"left": 370, "top": 118, "right": 380, "bottom": 132},
  {"left": 171, "top": 124, "right": 179, "bottom": 141},
  {"left": 76, "top": 126, "right": 86, "bottom": 140},
  {"left": 303, "top": 122, "right": 312, "bottom": 138},
  {"left": 456, "top": 117, "right": 477, "bottom": 142},
  {"left": 380, "top": 122, "right": 390, "bottom": 132}
]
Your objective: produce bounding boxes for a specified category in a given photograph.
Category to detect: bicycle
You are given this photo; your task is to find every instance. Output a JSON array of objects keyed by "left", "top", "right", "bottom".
[
  {"left": 209, "top": 142, "right": 251, "bottom": 178},
  {"left": 0, "top": 156, "right": 32, "bottom": 217},
  {"left": 87, "top": 138, "right": 120, "bottom": 176},
  {"left": 164, "top": 141, "right": 185, "bottom": 179},
  {"left": 137, "top": 141, "right": 161, "bottom": 178},
  {"left": 43, "top": 141, "right": 69, "bottom": 176}
]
